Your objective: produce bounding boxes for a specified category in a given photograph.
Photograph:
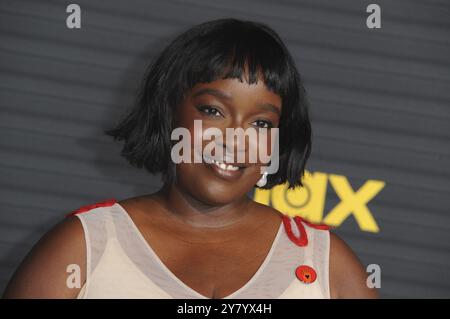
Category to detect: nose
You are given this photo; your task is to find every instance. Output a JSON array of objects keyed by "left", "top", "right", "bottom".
[{"left": 215, "top": 129, "right": 248, "bottom": 162}]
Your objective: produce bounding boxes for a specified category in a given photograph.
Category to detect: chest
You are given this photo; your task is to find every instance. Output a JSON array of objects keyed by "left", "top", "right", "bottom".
[{"left": 142, "top": 225, "right": 278, "bottom": 298}]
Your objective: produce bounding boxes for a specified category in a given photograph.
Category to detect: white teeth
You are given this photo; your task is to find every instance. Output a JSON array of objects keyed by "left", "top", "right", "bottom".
[{"left": 212, "top": 160, "right": 239, "bottom": 171}]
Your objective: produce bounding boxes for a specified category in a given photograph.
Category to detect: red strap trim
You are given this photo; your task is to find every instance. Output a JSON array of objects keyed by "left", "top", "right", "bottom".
[
  {"left": 66, "top": 198, "right": 117, "bottom": 217},
  {"left": 282, "top": 215, "right": 308, "bottom": 247},
  {"left": 281, "top": 215, "right": 331, "bottom": 247},
  {"left": 300, "top": 218, "right": 331, "bottom": 230}
]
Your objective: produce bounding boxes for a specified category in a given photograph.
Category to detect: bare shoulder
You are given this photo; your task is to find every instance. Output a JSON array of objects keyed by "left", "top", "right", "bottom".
[
  {"left": 329, "top": 231, "right": 379, "bottom": 299},
  {"left": 2, "top": 215, "right": 86, "bottom": 299},
  {"left": 117, "top": 194, "right": 165, "bottom": 224},
  {"left": 250, "top": 201, "right": 284, "bottom": 222}
]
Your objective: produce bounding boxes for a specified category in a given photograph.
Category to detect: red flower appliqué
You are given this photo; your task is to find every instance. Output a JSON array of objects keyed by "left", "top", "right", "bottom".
[{"left": 295, "top": 265, "right": 317, "bottom": 284}]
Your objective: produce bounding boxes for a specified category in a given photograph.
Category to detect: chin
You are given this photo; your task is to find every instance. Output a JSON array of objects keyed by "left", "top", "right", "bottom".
[{"left": 175, "top": 163, "right": 257, "bottom": 206}]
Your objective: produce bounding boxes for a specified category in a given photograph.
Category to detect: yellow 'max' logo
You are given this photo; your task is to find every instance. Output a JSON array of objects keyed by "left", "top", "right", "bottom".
[{"left": 253, "top": 170, "right": 386, "bottom": 233}]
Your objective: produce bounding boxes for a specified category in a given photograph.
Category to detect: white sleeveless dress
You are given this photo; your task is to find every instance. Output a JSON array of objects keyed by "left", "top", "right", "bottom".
[{"left": 70, "top": 199, "right": 331, "bottom": 299}]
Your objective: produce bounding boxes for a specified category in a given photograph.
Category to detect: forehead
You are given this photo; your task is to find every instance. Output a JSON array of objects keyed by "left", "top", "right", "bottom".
[{"left": 188, "top": 78, "right": 282, "bottom": 106}]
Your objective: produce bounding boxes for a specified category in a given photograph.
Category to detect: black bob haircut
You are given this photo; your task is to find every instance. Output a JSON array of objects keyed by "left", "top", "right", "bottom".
[{"left": 105, "top": 18, "right": 312, "bottom": 190}]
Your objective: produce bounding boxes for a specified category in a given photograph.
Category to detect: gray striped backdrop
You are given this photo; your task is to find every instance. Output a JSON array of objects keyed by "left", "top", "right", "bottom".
[{"left": 1, "top": 0, "right": 449, "bottom": 298}]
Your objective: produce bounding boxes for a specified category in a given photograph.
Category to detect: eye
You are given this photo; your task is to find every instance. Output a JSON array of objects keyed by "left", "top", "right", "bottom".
[
  {"left": 252, "top": 119, "right": 274, "bottom": 129},
  {"left": 197, "top": 105, "right": 223, "bottom": 117}
]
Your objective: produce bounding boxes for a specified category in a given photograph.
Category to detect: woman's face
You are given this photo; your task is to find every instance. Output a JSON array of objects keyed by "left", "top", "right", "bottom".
[{"left": 173, "top": 77, "right": 282, "bottom": 206}]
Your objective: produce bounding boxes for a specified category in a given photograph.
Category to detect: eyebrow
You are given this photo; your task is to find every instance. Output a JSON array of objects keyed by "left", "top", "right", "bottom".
[
  {"left": 257, "top": 103, "right": 281, "bottom": 115},
  {"left": 192, "top": 87, "right": 281, "bottom": 115}
]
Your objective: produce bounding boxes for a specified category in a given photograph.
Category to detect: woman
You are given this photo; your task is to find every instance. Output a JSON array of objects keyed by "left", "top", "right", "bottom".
[{"left": 3, "top": 18, "right": 378, "bottom": 299}]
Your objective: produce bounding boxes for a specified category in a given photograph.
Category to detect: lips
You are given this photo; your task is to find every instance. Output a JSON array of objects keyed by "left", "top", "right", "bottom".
[{"left": 203, "top": 155, "right": 246, "bottom": 181}]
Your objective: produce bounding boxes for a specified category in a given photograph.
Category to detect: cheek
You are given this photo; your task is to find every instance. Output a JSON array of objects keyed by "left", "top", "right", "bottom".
[
  {"left": 173, "top": 121, "right": 215, "bottom": 162},
  {"left": 193, "top": 124, "right": 227, "bottom": 159},
  {"left": 247, "top": 130, "right": 278, "bottom": 164},
  {"left": 260, "top": 133, "right": 273, "bottom": 156}
]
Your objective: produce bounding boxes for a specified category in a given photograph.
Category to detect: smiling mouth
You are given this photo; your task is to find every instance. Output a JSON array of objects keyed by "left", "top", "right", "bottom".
[
  {"left": 203, "top": 155, "right": 247, "bottom": 169},
  {"left": 210, "top": 159, "right": 241, "bottom": 171},
  {"left": 203, "top": 155, "right": 247, "bottom": 180}
]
